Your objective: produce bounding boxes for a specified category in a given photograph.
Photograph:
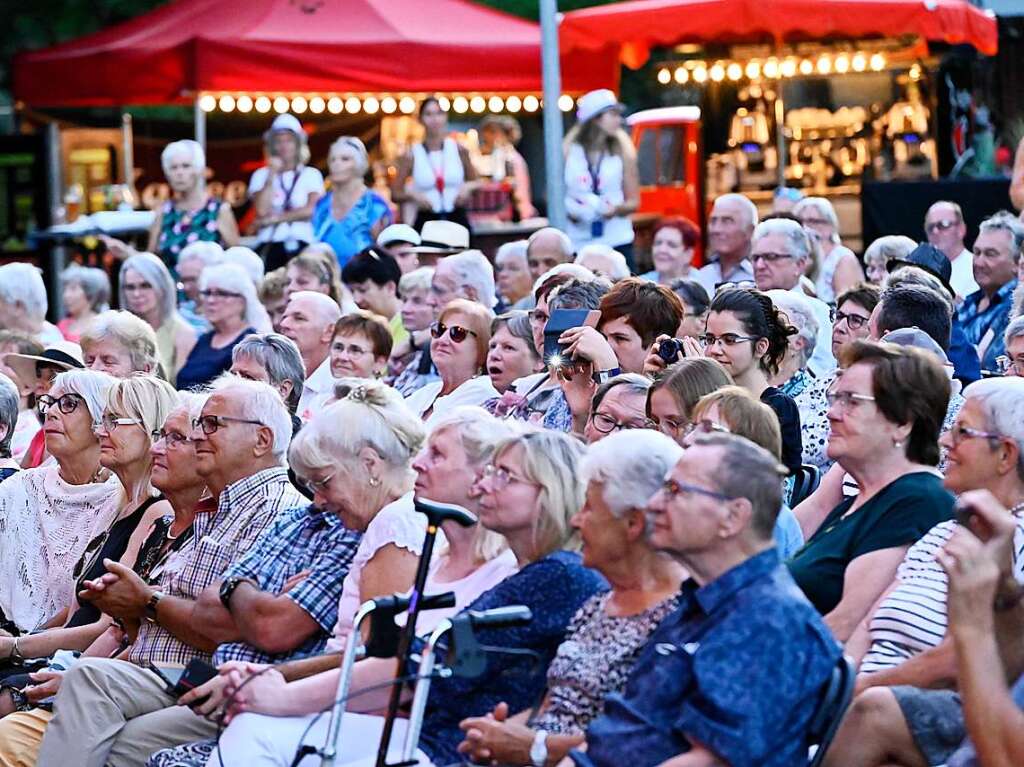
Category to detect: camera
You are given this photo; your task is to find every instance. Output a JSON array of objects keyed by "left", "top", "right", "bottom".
[{"left": 657, "top": 338, "right": 685, "bottom": 364}]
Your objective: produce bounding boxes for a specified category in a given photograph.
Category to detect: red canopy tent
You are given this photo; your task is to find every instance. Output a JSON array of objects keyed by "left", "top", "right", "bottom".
[
  {"left": 14, "top": 0, "right": 616, "bottom": 107},
  {"left": 559, "top": 0, "right": 998, "bottom": 69}
]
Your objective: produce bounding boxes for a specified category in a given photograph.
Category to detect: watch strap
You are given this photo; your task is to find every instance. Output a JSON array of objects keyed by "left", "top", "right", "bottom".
[
  {"left": 591, "top": 367, "right": 621, "bottom": 385},
  {"left": 529, "top": 729, "right": 549, "bottom": 767},
  {"left": 145, "top": 591, "right": 164, "bottom": 623}
]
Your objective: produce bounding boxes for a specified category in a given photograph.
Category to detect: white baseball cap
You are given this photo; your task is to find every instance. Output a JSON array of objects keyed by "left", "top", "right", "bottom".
[
  {"left": 576, "top": 89, "right": 625, "bottom": 125},
  {"left": 267, "top": 113, "right": 304, "bottom": 138},
  {"left": 377, "top": 224, "right": 422, "bottom": 248}
]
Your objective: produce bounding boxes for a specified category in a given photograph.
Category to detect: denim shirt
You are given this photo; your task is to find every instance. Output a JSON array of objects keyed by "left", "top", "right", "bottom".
[
  {"left": 957, "top": 280, "right": 1017, "bottom": 373},
  {"left": 572, "top": 549, "right": 840, "bottom": 767}
]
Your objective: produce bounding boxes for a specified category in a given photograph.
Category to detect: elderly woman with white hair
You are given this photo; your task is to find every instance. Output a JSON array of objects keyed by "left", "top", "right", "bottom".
[
  {"left": 0, "top": 369, "right": 119, "bottom": 635},
  {"left": 102, "top": 140, "right": 239, "bottom": 268},
  {"left": 57, "top": 265, "right": 110, "bottom": 342},
  {"left": 175, "top": 241, "right": 223, "bottom": 332},
  {"left": 457, "top": 429, "right": 685, "bottom": 767},
  {"left": 767, "top": 289, "right": 832, "bottom": 469},
  {"left": 0, "top": 373, "right": 20, "bottom": 482},
  {"left": 388, "top": 266, "right": 439, "bottom": 392},
  {"left": 795, "top": 196, "right": 864, "bottom": 303},
  {"left": 312, "top": 136, "right": 392, "bottom": 268},
  {"left": 176, "top": 264, "right": 268, "bottom": 391},
  {"left": 863, "top": 235, "right": 917, "bottom": 287},
  {"left": 119, "top": 253, "right": 197, "bottom": 383},
  {"left": 494, "top": 240, "right": 533, "bottom": 310},
  {"left": 80, "top": 310, "right": 160, "bottom": 379},
  {"left": 574, "top": 243, "right": 630, "bottom": 283},
  {"left": 0, "top": 263, "right": 62, "bottom": 345}
]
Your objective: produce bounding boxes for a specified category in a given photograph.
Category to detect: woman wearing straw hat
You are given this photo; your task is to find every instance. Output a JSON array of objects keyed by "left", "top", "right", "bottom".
[{"left": 564, "top": 89, "right": 640, "bottom": 272}]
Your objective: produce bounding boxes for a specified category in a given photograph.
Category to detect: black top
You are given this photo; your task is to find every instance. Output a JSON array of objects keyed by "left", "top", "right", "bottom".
[
  {"left": 176, "top": 327, "right": 255, "bottom": 391},
  {"left": 66, "top": 495, "right": 165, "bottom": 629},
  {"left": 760, "top": 386, "right": 803, "bottom": 473}
]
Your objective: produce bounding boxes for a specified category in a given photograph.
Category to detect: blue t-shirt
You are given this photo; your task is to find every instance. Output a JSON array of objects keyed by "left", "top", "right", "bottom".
[
  {"left": 573, "top": 549, "right": 840, "bottom": 767},
  {"left": 412, "top": 550, "right": 607, "bottom": 764},
  {"left": 311, "top": 189, "right": 392, "bottom": 268},
  {"left": 774, "top": 504, "right": 804, "bottom": 560}
]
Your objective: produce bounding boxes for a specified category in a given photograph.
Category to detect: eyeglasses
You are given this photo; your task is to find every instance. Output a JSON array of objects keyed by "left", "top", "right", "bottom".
[
  {"left": 191, "top": 414, "right": 265, "bottom": 435},
  {"left": 947, "top": 424, "right": 1003, "bottom": 448},
  {"left": 200, "top": 288, "right": 243, "bottom": 300},
  {"left": 589, "top": 411, "right": 656, "bottom": 435},
  {"left": 122, "top": 281, "right": 154, "bottom": 293},
  {"left": 480, "top": 463, "right": 533, "bottom": 490},
  {"left": 825, "top": 389, "right": 877, "bottom": 411},
  {"left": 659, "top": 477, "right": 734, "bottom": 502},
  {"left": 37, "top": 393, "right": 84, "bottom": 416},
  {"left": 430, "top": 322, "right": 478, "bottom": 344},
  {"left": 684, "top": 419, "right": 731, "bottom": 437},
  {"left": 332, "top": 341, "right": 372, "bottom": 357},
  {"left": 654, "top": 416, "right": 690, "bottom": 437},
  {"left": 995, "top": 355, "right": 1024, "bottom": 376},
  {"left": 95, "top": 414, "right": 145, "bottom": 434},
  {"left": 304, "top": 470, "right": 337, "bottom": 492},
  {"left": 751, "top": 252, "right": 794, "bottom": 264},
  {"left": 925, "top": 219, "right": 957, "bottom": 235},
  {"left": 832, "top": 309, "right": 871, "bottom": 331},
  {"left": 698, "top": 332, "right": 757, "bottom": 348},
  {"left": 153, "top": 429, "right": 190, "bottom": 448}
]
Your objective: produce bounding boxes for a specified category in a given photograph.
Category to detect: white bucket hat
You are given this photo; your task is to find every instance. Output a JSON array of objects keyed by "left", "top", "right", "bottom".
[
  {"left": 413, "top": 220, "right": 470, "bottom": 254},
  {"left": 576, "top": 89, "right": 625, "bottom": 124}
]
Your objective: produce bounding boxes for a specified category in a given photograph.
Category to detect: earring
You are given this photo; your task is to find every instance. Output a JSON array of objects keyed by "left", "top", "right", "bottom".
[
  {"left": 368, "top": 476, "right": 381, "bottom": 487},
  {"left": 892, "top": 437, "right": 904, "bottom": 449}
]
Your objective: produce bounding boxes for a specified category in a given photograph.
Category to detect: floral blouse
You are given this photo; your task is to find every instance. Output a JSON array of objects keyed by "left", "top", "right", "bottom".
[
  {"left": 156, "top": 198, "right": 224, "bottom": 269},
  {"left": 780, "top": 369, "right": 832, "bottom": 470}
]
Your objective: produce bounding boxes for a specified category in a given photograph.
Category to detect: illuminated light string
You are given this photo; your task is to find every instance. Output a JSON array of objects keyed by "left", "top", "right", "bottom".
[
  {"left": 655, "top": 51, "right": 893, "bottom": 86},
  {"left": 195, "top": 93, "right": 576, "bottom": 115}
]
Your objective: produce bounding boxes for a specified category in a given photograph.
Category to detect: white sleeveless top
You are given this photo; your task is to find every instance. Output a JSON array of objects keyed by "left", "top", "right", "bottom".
[
  {"left": 411, "top": 138, "right": 465, "bottom": 213},
  {"left": 563, "top": 142, "right": 633, "bottom": 249},
  {"left": 814, "top": 245, "right": 855, "bottom": 305}
]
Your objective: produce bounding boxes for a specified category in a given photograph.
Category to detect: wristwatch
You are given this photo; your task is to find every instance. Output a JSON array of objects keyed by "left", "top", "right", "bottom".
[
  {"left": 144, "top": 590, "right": 165, "bottom": 623},
  {"left": 529, "top": 729, "right": 549, "bottom": 767},
  {"left": 219, "top": 577, "right": 253, "bottom": 610},
  {"left": 591, "top": 367, "right": 621, "bottom": 385}
]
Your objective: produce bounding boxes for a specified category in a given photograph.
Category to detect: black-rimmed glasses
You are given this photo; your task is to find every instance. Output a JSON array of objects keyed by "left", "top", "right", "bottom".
[{"left": 192, "top": 414, "right": 265, "bottom": 435}]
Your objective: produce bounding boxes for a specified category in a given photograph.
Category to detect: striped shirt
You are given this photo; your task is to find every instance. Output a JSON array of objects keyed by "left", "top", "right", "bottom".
[
  {"left": 860, "top": 515, "right": 1024, "bottom": 674},
  {"left": 128, "top": 467, "right": 305, "bottom": 667}
]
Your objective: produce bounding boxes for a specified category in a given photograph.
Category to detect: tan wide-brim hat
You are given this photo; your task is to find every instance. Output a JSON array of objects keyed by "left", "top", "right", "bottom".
[
  {"left": 3, "top": 340, "right": 85, "bottom": 387},
  {"left": 412, "top": 220, "right": 471, "bottom": 255}
]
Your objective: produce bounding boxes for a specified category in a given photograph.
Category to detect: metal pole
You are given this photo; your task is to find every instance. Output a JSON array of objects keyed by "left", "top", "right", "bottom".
[
  {"left": 194, "top": 96, "right": 207, "bottom": 155},
  {"left": 121, "top": 112, "right": 137, "bottom": 206},
  {"left": 774, "top": 85, "right": 786, "bottom": 188},
  {"left": 45, "top": 122, "right": 66, "bottom": 321},
  {"left": 539, "top": 0, "right": 566, "bottom": 230}
]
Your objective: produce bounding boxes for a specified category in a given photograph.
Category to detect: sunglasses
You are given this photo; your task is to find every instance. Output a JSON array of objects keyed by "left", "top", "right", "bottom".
[
  {"left": 430, "top": 322, "right": 478, "bottom": 344},
  {"left": 925, "top": 219, "right": 957, "bottom": 234}
]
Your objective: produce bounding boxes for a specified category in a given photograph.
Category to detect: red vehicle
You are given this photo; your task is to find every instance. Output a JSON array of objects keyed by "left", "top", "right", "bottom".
[{"left": 628, "top": 106, "right": 705, "bottom": 262}]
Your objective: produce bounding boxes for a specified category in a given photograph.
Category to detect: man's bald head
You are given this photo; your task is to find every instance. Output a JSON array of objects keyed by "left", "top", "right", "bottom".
[{"left": 278, "top": 291, "right": 342, "bottom": 372}]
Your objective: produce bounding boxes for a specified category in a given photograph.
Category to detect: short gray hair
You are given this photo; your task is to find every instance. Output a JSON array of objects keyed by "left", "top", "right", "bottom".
[
  {"left": 444, "top": 250, "right": 497, "bottom": 309},
  {"left": 399, "top": 266, "right": 434, "bottom": 295},
  {"left": 714, "top": 193, "right": 759, "bottom": 228},
  {"left": 697, "top": 432, "right": 788, "bottom": 540},
  {"left": 978, "top": 210, "right": 1024, "bottom": 262},
  {"left": 581, "top": 429, "right": 683, "bottom": 537},
  {"left": 495, "top": 240, "right": 529, "bottom": 268},
  {"left": 0, "top": 263, "right": 47, "bottom": 322},
  {"left": 120, "top": 252, "right": 178, "bottom": 325},
  {"left": 1005, "top": 315, "right": 1024, "bottom": 347},
  {"left": 530, "top": 263, "right": 600, "bottom": 297},
  {"left": 591, "top": 373, "right": 653, "bottom": 413},
  {"left": 222, "top": 246, "right": 266, "bottom": 285},
  {"left": 62, "top": 265, "right": 110, "bottom": 312},
  {"left": 864, "top": 235, "right": 917, "bottom": 268},
  {"left": 752, "top": 218, "right": 812, "bottom": 265},
  {"left": 51, "top": 368, "right": 118, "bottom": 426},
  {"left": 232, "top": 333, "right": 306, "bottom": 414},
  {"left": 962, "top": 377, "right": 1024, "bottom": 481},
  {"left": 177, "top": 241, "right": 225, "bottom": 269},
  {"left": 794, "top": 197, "right": 840, "bottom": 241},
  {"left": 290, "top": 378, "right": 425, "bottom": 494},
  {"left": 201, "top": 263, "right": 272, "bottom": 332},
  {"left": 765, "top": 289, "right": 819, "bottom": 368},
  {"left": 208, "top": 374, "right": 293, "bottom": 461},
  {"left": 80, "top": 310, "right": 160, "bottom": 374},
  {"left": 575, "top": 244, "right": 630, "bottom": 281},
  {"left": 526, "top": 227, "right": 573, "bottom": 260},
  {"left": 0, "top": 372, "right": 19, "bottom": 458},
  {"left": 161, "top": 140, "right": 206, "bottom": 182}
]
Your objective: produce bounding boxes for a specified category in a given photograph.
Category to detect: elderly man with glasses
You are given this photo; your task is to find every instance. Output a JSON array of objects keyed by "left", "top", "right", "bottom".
[
  {"left": 751, "top": 217, "right": 836, "bottom": 377},
  {"left": 568, "top": 433, "right": 841, "bottom": 767},
  {"left": 34, "top": 375, "right": 362, "bottom": 767},
  {"left": 924, "top": 201, "right": 978, "bottom": 300}
]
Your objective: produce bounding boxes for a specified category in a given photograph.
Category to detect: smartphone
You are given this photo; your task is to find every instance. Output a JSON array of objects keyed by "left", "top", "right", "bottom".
[
  {"left": 543, "top": 309, "right": 602, "bottom": 368},
  {"left": 149, "top": 659, "right": 218, "bottom": 701}
]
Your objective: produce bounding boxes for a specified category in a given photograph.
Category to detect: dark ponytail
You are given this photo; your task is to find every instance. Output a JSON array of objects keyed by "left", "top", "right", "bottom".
[{"left": 709, "top": 288, "right": 796, "bottom": 376}]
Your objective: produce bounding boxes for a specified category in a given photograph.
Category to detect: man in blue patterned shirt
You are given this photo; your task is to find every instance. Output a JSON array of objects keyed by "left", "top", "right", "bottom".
[
  {"left": 571, "top": 434, "right": 841, "bottom": 767},
  {"left": 957, "top": 212, "right": 1022, "bottom": 374},
  {"left": 37, "top": 378, "right": 358, "bottom": 767}
]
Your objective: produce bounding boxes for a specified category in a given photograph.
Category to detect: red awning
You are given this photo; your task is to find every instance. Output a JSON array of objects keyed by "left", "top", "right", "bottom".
[
  {"left": 14, "top": 0, "right": 617, "bottom": 107},
  {"left": 560, "top": 0, "right": 999, "bottom": 69}
]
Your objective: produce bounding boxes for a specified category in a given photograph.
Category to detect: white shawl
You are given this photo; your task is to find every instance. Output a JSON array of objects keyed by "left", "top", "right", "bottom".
[{"left": 0, "top": 465, "right": 120, "bottom": 631}]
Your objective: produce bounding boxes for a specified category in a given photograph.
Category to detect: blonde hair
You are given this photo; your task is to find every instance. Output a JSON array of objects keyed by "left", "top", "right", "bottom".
[
  {"left": 491, "top": 429, "right": 586, "bottom": 560},
  {"left": 80, "top": 310, "right": 161, "bottom": 376},
  {"left": 691, "top": 385, "right": 782, "bottom": 461},
  {"left": 289, "top": 378, "right": 426, "bottom": 498},
  {"left": 105, "top": 375, "right": 180, "bottom": 440},
  {"left": 438, "top": 298, "right": 495, "bottom": 370}
]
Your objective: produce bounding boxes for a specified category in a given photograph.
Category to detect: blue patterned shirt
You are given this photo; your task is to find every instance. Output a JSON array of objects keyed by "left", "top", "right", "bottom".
[
  {"left": 311, "top": 189, "right": 392, "bottom": 268},
  {"left": 957, "top": 280, "right": 1017, "bottom": 373},
  {"left": 214, "top": 504, "right": 362, "bottom": 666},
  {"left": 412, "top": 550, "right": 608, "bottom": 764},
  {"left": 573, "top": 549, "right": 840, "bottom": 767}
]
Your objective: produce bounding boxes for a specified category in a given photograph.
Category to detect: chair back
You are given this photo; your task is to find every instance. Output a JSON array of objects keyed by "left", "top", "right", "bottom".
[
  {"left": 807, "top": 654, "right": 856, "bottom": 767},
  {"left": 790, "top": 463, "right": 821, "bottom": 507}
]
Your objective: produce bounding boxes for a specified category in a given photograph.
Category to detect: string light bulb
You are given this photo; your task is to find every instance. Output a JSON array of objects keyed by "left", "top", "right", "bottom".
[
  {"left": 505, "top": 95, "right": 522, "bottom": 113},
  {"left": 345, "top": 96, "right": 361, "bottom": 114},
  {"left": 218, "top": 95, "right": 235, "bottom": 112},
  {"left": 255, "top": 96, "right": 272, "bottom": 113},
  {"left": 381, "top": 96, "right": 397, "bottom": 113},
  {"left": 327, "top": 97, "right": 343, "bottom": 114},
  {"left": 488, "top": 96, "right": 504, "bottom": 112},
  {"left": 291, "top": 96, "right": 308, "bottom": 113},
  {"left": 309, "top": 96, "right": 325, "bottom": 114},
  {"left": 236, "top": 95, "right": 253, "bottom": 113},
  {"left": 453, "top": 96, "right": 470, "bottom": 113},
  {"left": 273, "top": 96, "right": 290, "bottom": 113},
  {"left": 198, "top": 94, "right": 217, "bottom": 112},
  {"left": 658, "top": 68, "right": 671, "bottom": 84},
  {"left": 727, "top": 62, "right": 743, "bottom": 81},
  {"left": 363, "top": 97, "right": 380, "bottom": 114},
  {"left": 523, "top": 95, "right": 540, "bottom": 112}
]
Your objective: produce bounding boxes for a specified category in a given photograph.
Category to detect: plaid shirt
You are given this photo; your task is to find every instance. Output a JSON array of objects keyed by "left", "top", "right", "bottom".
[
  {"left": 957, "top": 279, "right": 1018, "bottom": 372},
  {"left": 128, "top": 467, "right": 305, "bottom": 667},
  {"left": 213, "top": 504, "right": 362, "bottom": 665}
]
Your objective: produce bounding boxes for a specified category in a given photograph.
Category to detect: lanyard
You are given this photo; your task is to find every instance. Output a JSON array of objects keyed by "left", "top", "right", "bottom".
[
  {"left": 585, "top": 150, "right": 605, "bottom": 194},
  {"left": 426, "top": 143, "right": 449, "bottom": 212},
  {"left": 277, "top": 166, "right": 304, "bottom": 212}
]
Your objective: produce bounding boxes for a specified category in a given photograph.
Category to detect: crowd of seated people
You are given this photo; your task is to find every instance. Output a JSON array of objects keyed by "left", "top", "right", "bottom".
[{"left": 1, "top": 103, "right": 1023, "bottom": 767}]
